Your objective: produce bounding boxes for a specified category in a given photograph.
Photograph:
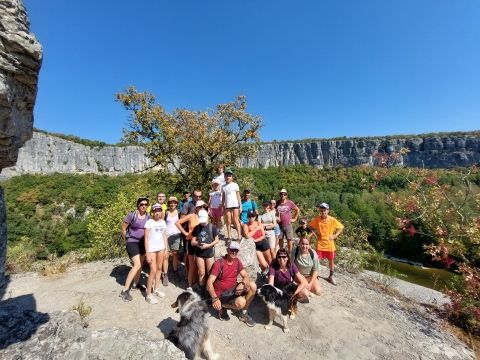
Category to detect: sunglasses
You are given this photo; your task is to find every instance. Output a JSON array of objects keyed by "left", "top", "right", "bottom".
[
  {"left": 280, "top": 193, "right": 287, "bottom": 196},
  {"left": 277, "top": 256, "right": 288, "bottom": 259},
  {"left": 139, "top": 202, "right": 148, "bottom": 206},
  {"left": 270, "top": 202, "right": 276, "bottom": 205},
  {"left": 228, "top": 249, "right": 239, "bottom": 253}
]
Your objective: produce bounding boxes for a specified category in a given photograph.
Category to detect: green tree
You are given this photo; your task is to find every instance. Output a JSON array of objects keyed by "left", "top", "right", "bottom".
[{"left": 116, "top": 87, "right": 262, "bottom": 190}]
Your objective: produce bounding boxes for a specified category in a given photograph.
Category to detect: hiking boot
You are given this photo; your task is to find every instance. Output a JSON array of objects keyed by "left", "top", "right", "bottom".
[
  {"left": 146, "top": 294, "right": 158, "bottom": 304},
  {"left": 239, "top": 313, "right": 256, "bottom": 327},
  {"left": 327, "top": 276, "right": 337, "bottom": 286},
  {"left": 120, "top": 290, "right": 133, "bottom": 302},
  {"left": 162, "top": 273, "right": 169, "bottom": 287},
  {"left": 219, "top": 309, "right": 230, "bottom": 321},
  {"left": 153, "top": 288, "right": 166, "bottom": 297}
]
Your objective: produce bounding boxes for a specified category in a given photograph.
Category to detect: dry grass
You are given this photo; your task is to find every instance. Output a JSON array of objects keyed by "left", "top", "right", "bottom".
[
  {"left": 71, "top": 297, "right": 92, "bottom": 323},
  {"left": 39, "top": 251, "right": 85, "bottom": 276}
]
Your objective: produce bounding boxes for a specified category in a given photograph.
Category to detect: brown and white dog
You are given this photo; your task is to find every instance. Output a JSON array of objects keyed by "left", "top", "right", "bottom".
[
  {"left": 257, "top": 282, "right": 298, "bottom": 333},
  {"left": 168, "top": 290, "right": 219, "bottom": 360}
]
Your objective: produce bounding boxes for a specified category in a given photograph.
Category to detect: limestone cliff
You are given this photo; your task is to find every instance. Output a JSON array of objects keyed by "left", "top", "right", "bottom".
[
  {"left": 1, "top": 131, "right": 479, "bottom": 179},
  {"left": 0, "top": 0, "right": 42, "bottom": 288}
]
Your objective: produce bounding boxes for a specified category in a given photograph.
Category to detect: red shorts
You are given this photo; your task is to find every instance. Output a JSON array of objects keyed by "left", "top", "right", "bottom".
[
  {"left": 210, "top": 207, "right": 224, "bottom": 219},
  {"left": 316, "top": 250, "right": 336, "bottom": 260}
]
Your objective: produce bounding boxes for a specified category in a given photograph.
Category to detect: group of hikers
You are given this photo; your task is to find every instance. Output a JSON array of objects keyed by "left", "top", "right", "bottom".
[{"left": 119, "top": 165, "right": 344, "bottom": 327}]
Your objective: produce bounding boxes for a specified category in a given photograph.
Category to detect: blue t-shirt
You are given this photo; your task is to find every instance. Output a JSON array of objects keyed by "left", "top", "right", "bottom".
[{"left": 240, "top": 199, "right": 257, "bottom": 224}]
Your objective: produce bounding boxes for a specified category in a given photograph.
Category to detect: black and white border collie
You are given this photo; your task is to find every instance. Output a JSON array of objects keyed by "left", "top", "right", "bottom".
[
  {"left": 168, "top": 290, "right": 219, "bottom": 360},
  {"left": 257, "top": 282, "right": 298, "bottom": 333}
]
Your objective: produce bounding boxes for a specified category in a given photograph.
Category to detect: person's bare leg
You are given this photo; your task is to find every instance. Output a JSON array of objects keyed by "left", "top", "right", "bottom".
[
  {"left": 124, "top": 255, "right": 142, "bottom": 291},
  {"left": 147, "top": 255, "right": 157, "bottom": 296},
  {"left": 232, "top": 208, "right": 242, "bottom": 241}
]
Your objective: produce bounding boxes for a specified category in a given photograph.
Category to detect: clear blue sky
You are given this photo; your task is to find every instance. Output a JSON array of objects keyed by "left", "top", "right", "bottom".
[{"left": 24, "top": 0, "right": 480, "bottom": 144}]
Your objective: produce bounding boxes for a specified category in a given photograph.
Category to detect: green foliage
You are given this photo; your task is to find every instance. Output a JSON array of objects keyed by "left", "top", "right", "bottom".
[
  {"left": 117, "top": 87, "right": 262, "bottom": 191},
  {"left": 33, "top": 128, "right": 110, "bottom": 148}
]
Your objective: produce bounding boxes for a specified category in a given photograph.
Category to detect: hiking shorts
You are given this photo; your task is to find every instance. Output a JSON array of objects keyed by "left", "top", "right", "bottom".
[
  {"left": 279, "top": 224, "right": 293, "bottom": 240},
  {"left": 126, "top": 240, "right": 145, "bottom": 258},
  {"left": 210, "top": 207, "right": 224, "bottom": 218},
  {"left": 265, "top": 230, "right": 276, "bottom": 249},
  {"left": 316, "top": 250, "right": 336, "bottom": 260},
  {"left": 168, "top": 233, "right": 182, "bottom": 251}
]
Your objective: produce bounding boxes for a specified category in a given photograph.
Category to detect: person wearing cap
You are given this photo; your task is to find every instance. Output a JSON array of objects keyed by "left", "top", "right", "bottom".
[
  {"left": 222, "top": 169, "right": 243, "bottom": 243},
  {"left": 208, "top": 179, "right": 223, "bottom": 232},
  {"left": 165, "top": 196, "right": 182, "bottom": 281},
  {"left": 144, "top": 203, "right": 168, "bottom": 304},
  {"left": 191, "top": 209, "right": 219, "bottom": 296},
  {"left": 259, "top": 200, "right": 278, "bottom": 258},
  {"left": 276, "top": 189, "right": 300, "bottom": 253},
  {"left": 243, "top": 210, "right": 271, "bottom": 276},
  {"left": 179, "top": 190, "right": 191, "bottom": 213},
  {"left": 176, "top": 200, "right": 208, "bottom": 288},
  {"left": 119, "top": 197, "right": 150, "bottom": 302},
  {"left": 207, "top": 241, "right": 257, "bottom": 327},
  {"left": 308, "top": 203, "right": 344, "bottom": 285}
]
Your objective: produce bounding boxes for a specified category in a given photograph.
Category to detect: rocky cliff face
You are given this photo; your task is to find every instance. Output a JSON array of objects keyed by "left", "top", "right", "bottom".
[
  {"left": 1, "top": 132, "right": 479, "bottom": 179},
  {"left": 0, "top": 0, "right": 42, "bottom": 288},
  {"left": 0, "top": 131, "right": 155, "bottom": 178}
]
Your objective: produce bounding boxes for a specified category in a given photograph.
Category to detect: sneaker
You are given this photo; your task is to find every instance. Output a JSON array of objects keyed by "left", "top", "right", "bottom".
[
  {"left": 219, "top": 309, "right": 230, "bottom": 321},
  {"left": 153, "top": 288, "right": 166, "bottom": 297},
  {"left": 239, "top": 313, "right": 256, "bottom": 327},
  {"left": 328, "top": 276, "right": 337, "bottom": 286},
  {"left": 146, "top": 294, "right": 158, "bottom": 304},
  {"left": 162, "top": 273, "right": 169, "bottom": 287},
  {"left": 119, "top": 290, "right": 133, "bottom": 302}
]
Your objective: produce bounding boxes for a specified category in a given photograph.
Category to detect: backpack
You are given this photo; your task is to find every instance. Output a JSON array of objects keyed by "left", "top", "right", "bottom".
[
  {"left": 214, "top": 257, "right": 241, "bottom": 282},
  {"left": 125, "top": 211, "right": 150, "bottom": 241},
  {"left": 294, "top": 246, "right": 315, "bottom": 262}
]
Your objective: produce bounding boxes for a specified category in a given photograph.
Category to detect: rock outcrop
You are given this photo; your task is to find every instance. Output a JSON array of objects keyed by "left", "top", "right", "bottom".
[
  {"left": 0, "top": 0, "right": 42, "bottom": 288},
  {"left": 0, "top": 308, "right": 185, "bottom": 359},
  {"left": 1, "top": 132, "right": 479, "bottom": 179}
]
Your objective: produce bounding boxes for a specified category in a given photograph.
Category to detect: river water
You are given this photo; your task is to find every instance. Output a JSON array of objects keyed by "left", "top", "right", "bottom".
[{"left": 372, "top": 258, "right": 457, "bottom": 290}]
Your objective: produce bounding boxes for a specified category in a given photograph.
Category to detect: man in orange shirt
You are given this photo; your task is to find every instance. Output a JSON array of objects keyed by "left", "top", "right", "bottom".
[{"left": 308, "top": 203, "right": 344, "bottom": 285}]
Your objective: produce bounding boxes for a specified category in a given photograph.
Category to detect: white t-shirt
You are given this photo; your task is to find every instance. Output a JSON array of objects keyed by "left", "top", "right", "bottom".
[
  {"left": 222, "top": 182, "right": 240, "bottom": 208},
  {"left": 144, "top": 219, "right": 167, "bottom": 252},
  {"left": 209, "top": 190, "right": 222, "bottom": 209},
  {"left": 213, "top": 173, "right": 225, "bottom": 186}
]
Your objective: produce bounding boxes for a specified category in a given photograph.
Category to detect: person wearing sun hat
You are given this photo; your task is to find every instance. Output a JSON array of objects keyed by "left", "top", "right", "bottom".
[
  {"left": 207, "top": 241, "right": 257, "bottom": 327},
  {"left": 191, "top": 209, "right": 219, "bottom": 297},
  {"left": 276, "top": 188, "right": 300, "bottom": 253},
  {"left": 308, "top": 202, "right": 344, "bottom": 285}
]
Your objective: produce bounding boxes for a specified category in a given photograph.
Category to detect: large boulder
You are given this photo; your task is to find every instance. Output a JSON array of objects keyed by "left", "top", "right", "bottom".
[
  {"left": 0, "top": 309, "right": 185, "bottom": 359},
  {"left": 0, "top": 0, "right": 42, "bottom": 288}
]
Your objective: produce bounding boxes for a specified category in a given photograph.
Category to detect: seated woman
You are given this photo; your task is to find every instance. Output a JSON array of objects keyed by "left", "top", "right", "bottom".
[
  {"left": 292, "top": 237, "right": 321, "bottom": 297},
  {"left": 268, "top": 249, "right": 307, "bottom": 299},
  {"left": 243, "top": 211, "right": 272, "bottom": 276}
]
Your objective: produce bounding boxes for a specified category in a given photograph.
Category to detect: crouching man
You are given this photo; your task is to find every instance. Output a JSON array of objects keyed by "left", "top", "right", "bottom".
[{"left": 206, "top": 241, "right": 256, "bottom": 327}]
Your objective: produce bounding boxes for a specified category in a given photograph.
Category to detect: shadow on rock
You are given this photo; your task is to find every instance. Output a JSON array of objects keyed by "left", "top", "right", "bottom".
[
  {"left": 157, "top": 316, "right": 177, "bottom": 338},
  {"left": 110, "top": 264, "right": 131, "bottom": 286},
  {"left": 0, "top": 288, "right": 50, "bottom": 350}
]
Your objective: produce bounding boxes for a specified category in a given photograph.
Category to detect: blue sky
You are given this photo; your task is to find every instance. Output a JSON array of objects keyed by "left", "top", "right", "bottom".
[{"left": 25, "top": 0, "right": 480, "bottom": 144}]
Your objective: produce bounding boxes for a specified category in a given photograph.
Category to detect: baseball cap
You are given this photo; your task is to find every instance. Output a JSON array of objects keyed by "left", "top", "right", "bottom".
[
  {"left": 195, "top": 200, "right": 206, "bottom": 208},
  {"left": 317, "top": 202, "right": 330, "bottom": 209},
  {"left": 212, "top": 178, "right": 221, "bottom": 184},
  {"left": 247, "top": 210, "right": 257, "bottom": 218},
  {"left": 279, "top": 188, "right": 288, "bottom": 194},
  {"left": 168, "top": 196, "right": 178, "bottom": 203},
  {"left": 224, "top": 168, "right": 234, "bottom": 175},
  {"left": 198, "top": 209, "right": 209, "bottom": 224},
  {"left": 228, "top": 241, "right": 240, "bottom": 250},
  {"left": 152, "top": 203, "right": 163, "bottom": 211}
]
